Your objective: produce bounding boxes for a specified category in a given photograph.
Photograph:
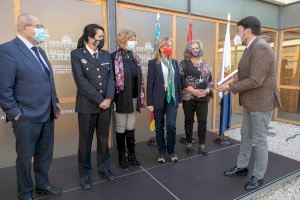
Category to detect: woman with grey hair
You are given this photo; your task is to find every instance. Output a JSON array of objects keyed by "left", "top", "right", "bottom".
[{"left": 180, "top": 39, "right": 214, "bottom": 155}]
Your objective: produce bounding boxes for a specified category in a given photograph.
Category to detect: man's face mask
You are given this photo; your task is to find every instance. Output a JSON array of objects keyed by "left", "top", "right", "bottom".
[
  {"left": 33, "top": 27, "right": 47, "bottom": 43},
  {"left": 234, "top": 28, "right": 250, "bottom": 46}
]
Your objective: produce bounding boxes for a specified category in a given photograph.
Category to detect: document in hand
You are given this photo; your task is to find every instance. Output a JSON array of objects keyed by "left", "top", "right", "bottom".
[{"left": 217, "top": 69, "right": 238, "bottom": 86}]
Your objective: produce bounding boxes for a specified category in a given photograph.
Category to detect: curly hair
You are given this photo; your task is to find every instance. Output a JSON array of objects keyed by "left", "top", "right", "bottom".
[{"left": 184, "top": 39, "right": 204, "bottom": 60}]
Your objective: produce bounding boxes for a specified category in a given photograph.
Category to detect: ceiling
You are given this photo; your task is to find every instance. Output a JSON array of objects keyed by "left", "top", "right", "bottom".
[{"left": 260, "top": 0, "right": 300, "bottom": 5}]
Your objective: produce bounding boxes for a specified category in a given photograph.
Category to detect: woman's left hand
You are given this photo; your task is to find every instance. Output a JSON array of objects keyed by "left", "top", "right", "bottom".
[
  {"left": 178, "top": 103, "right": 183, "bottom": 108},
  {"left": 196, "top": 89, "right": 208, "bottom": 98}
]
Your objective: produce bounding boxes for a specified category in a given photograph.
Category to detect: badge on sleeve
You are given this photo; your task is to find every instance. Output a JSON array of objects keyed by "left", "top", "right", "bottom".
[{"left": 81, "top": 59, "right": 87, "bottom": 64}]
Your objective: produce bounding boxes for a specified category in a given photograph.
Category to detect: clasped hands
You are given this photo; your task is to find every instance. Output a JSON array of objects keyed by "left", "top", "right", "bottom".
[
  {"left": 99, "top": 99, "right": 112, "bottom": 109},
  {"left": 191, "top": 88, "right": 210, "bottom": 98}
]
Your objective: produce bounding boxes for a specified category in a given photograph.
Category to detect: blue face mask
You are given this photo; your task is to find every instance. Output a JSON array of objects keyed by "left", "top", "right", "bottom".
[{"left": 34, "top": 28, "right": 46, "bottom": 43}]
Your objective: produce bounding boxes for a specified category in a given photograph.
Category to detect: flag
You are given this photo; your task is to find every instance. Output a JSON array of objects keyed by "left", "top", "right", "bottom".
[
  {"left": 149, "top": 12, "right": 161, "bottom": 132},
  {"left": 186, "top": 19, "right": 193, "bottom": 42},
  {"left": 185, "top": 19, "right": 197, "bottom": 122},
  {"left": 219, "top": 13, "right": 232, "bottom": 136},
  {"left": 149, "top": 110, "right": 155, "bottom": 132},
  {"left": 154, "top": 12, "right": 161, "bottom": 51}
]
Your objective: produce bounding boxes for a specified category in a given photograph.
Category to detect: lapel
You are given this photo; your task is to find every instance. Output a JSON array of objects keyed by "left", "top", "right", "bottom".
[
  {"left": 155, "top": 59, "right": 164, "bottom": 81},
  {"left": 14, "top": 37, "right": 49, "bottom": 80},
  {"left": 239, "top": 36, "right": 260, "bottom": 64},
  {"left": 171, "top": 59, "right": 177, "bottom": 78},
  {"left": 156, "top": 59, "right": 177, "bottom": 81},
  {"left": 82, "top": 47, "right": 100, "bottom": 67},
  {"left": 39, "top": 48, "right": 53, "bottom": 78}
]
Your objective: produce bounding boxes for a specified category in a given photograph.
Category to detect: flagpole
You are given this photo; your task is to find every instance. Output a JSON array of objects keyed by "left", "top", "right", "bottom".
[
  {"left": 148, "top": 12, "right": 161, "bottom": 147},
  {"left": 215, "top": 12, "right": 233, "bottom": 145}
]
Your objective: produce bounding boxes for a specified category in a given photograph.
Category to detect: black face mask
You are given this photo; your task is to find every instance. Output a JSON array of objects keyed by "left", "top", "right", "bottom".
[{"left": 93, "top": 39, "right": 104, "bottom": 49}]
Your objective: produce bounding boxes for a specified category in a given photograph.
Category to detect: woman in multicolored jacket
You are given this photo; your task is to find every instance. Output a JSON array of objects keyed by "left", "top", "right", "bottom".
[{"left": 180, "top": 39, "right": 214, "bottom": 156}]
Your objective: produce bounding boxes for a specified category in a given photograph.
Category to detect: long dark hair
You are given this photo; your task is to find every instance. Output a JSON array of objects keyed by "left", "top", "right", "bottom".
[{"left": 77, "top": 24, "right": 105, "bottom": 49}]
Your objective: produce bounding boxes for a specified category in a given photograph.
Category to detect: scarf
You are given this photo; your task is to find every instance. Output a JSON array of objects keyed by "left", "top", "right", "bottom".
[
  {"left": 160, "top": 55, "right": 176, "bottom": 105},
  {"left": 114, "top": 49, "right": 146, "bottom": 107}
]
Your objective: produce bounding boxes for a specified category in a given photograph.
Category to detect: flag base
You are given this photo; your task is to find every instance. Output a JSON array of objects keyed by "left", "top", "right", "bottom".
[
  {"left": 179, "top": 137, "right": 197, "bottom": 144},
  {"left": 147, "top": 137, "right": 157, "bottom": 147},
  {"left": 214, "top": 135, "right": 232, "bottom": 145}
]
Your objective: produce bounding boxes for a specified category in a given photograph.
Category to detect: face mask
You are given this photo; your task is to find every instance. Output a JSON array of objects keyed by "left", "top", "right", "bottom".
[
  {"left": 126, "top": 41, "right": 137, "bottom": 51},
  {"left": 234, "top": 29, "right": 249, "bottom": 46},
  {"left": 191, "top": 49, "right": 202, "bottom": 57},
  {"left": 33, "top": 28, "right": 46, "bottom": 43},
  {"left": 162, "top": 47, "right": 173, "bottom": 57},
  {"left": 93, "top": 39, "right": 104, "bottom": 49}
]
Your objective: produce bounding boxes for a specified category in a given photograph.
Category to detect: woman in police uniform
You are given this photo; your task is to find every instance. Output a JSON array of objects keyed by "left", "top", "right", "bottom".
[{"left": 71, "top": 24, "right": 115, "bottom": 190}]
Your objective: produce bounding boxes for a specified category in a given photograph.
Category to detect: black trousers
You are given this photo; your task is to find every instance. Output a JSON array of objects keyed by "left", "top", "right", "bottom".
[
  {"left": 183, "top": 100, "right": 208, "bottom": 145},
  {"left": 78, "top": 109, "right": 111, "bottom": 178},
  {"left": 12, "top": 118, "right": 54, "bottom": 200}
]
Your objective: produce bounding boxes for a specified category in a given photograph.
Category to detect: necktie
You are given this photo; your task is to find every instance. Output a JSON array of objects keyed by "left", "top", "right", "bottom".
[
  {"left": 93, "top": 52, "right": 98, "bottom": 59},
  {"left": 31, "top": 46, "right": 50, "bottom": 77}
]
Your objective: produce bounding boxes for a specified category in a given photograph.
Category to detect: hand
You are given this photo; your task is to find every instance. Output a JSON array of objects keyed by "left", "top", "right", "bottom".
[
  {"left": 14, "top": 114, "right": 21, "bottom": 121},
  {"left": 100, "top": 99, "right": 112, "bottom": 109},
  {"left": 216, "top": 83, "right": 230, "bottom": 92},
  {"left": 56, "top": 103, "right": 61, "bottom": 117},
  {"left": 147, "top": 106, "right": 154, "bottom": 112},
  {"left": 193, "top": 89, "right": 207, "bottom": 98},
  {"left": 178, "top": 103, "right": 183, "bottom": 108}
]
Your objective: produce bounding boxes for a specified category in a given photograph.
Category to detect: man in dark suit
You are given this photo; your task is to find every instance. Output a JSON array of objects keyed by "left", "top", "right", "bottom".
[
  {"left": 0, "top": 13, "right": 62, "bottom": 200},
  {"left": 217, "top": 16, "right": 281, "bottom": 191},
  {"left": 71, "top": 24, "right": 115, "bottom": 190}
]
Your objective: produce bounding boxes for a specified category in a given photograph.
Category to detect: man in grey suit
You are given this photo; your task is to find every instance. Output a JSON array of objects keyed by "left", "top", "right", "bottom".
[
  {"left": 0, "top": 13, "right": 62, "bottom": 200},
  {"left": 217, "top": 16, "right": 281, "bottom": 191}
]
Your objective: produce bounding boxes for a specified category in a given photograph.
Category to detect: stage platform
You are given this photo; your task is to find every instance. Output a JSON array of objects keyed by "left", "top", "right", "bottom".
[{"left": 0, "top": 132, "right": 299, "bottom": 200}]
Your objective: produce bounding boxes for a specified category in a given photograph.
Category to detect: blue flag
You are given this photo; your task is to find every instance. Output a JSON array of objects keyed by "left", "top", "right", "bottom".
[{"left": 219, "top": 92, "right": 232, "bottom": 135}]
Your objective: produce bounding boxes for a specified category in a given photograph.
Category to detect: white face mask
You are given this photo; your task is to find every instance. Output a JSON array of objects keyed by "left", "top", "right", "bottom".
[
  {"left": 126, "top": 40, "right": 137, "bottom": 51},
  {"left": 234, "top": 29, "right": 249, "bottom": 46}
]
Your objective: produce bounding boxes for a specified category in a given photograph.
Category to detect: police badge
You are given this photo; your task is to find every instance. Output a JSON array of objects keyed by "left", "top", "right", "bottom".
[{"left": 81, "top": 59, "right": 87, "bottom": 64}]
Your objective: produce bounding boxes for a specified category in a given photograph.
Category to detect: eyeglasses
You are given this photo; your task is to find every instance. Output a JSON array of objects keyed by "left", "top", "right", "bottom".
[{"left": 27, "top": 24, "right": 45, "bottom": 29}]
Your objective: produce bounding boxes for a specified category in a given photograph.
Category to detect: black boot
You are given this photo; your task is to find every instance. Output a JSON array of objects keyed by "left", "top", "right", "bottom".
[
  {"left": 116, "top": 132, "right": 129, "bottom": 169},
  {"left": 125, "top": 130, "right": 141, "bottom": 166}
]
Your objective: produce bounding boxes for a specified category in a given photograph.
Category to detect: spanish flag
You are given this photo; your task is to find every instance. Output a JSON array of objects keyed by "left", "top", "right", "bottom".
[
  {"left": 186, "top": 19, "right": 193, "bottom": 42},
  {"left": 149, "top": 110, "right": 155, "bottom": 132},
  {"left": 149, "top": 13, "right": 160, "bottom": 132}
]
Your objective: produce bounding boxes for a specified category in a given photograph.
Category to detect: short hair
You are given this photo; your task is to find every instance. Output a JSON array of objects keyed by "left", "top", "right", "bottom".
[
  {"left": 17, "top": 13, "right": 33, "bottom": 30},
  {"left": 237, "top": 16, "right": 261, "bottom": 36},
  {"left": 117, "top": 29, "right": 136, "bottom": 49},
  {"left": 153, "top": 36, "right": 172, "bottom": 62},
  {"left": 184, "top": 39, "right": 204, "bottom": 60}
]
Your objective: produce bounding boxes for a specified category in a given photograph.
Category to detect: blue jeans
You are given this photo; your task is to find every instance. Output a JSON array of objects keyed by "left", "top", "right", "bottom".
[{"left": 154, "top": 100, "right": 178, "bottom": 155}]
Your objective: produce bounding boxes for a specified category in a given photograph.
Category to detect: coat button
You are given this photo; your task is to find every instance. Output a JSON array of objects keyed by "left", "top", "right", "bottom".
[
  {"left": 86, "top": 68, "right": 89, "bottom": 70},
  {"left": 99, "top": 83, "right": 102, "bottom": 86},
  {"left": 100, "top": 90, "right": 103, "bottom": 93},
  {"left": 98, "top": 75, "right": 101, "bottom": 78},
  {"left": 97, "top": 68, "right": 99, "bottom": 71}
]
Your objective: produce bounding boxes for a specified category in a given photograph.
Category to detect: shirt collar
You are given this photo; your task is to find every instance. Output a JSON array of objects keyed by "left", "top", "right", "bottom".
[
  {"left": 85, "top": 43, "right": 98, "bottom": 56},
  {"left": 247, "top": 36, "right": 257, "bottom": 48},
  {"left": 17, "top": 34, "right": 37, "bottom": 49}
]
